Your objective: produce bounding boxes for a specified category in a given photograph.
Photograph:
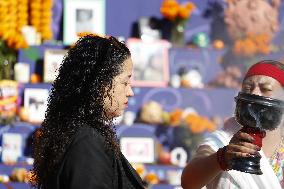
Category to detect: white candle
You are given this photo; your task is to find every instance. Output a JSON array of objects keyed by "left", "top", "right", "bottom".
[{"left": 14, "top": 63, "right": 30, "bottom": 83}]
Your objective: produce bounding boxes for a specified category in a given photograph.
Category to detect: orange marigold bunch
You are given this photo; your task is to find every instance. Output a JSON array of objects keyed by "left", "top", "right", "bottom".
[
  {"left": 233, "top": 33, "right": 272, "bottom": 57},
  {"left": 144, "top": 172, "right": 159, "bottom": 185},
  {"left": 77, "top": 32, "right": 108, "bottom": 38},
  {"left": 184, "top": 113, "right": 216, "bottom": 134},
  {"left": 168, "top": 108, "right": 216, "bottom": 133},
  {"left": 7, "top": 33, "right": 28, "bottom": 50},
  {"left": 169, "top": 108, "right": 183, "bottom": 126},
  {"left": 70, "top": 33, "right": 109, "bottom": 48},
  {"left": 160, "top": 0, "right": 195, "bottom": 21}
]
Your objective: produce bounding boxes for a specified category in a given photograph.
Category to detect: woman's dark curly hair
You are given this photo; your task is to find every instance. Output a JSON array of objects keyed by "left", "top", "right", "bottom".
[{"left": 32, "top": 35, "right": 131, "bottom": 188}]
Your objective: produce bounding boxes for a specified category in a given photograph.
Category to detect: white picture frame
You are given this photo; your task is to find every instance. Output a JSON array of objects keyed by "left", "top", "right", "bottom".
[
  {"left": 43, "top": 49, "right": 67, "bottom": 83},
  {"left": 24, "top": 88, "right": 49, "bottom": 123},
  {"left": 63, "top": 0, "right": 106, "bottom": 45},
  {"left": 120, "top": 137, "right": 155, "bottom": 163},
  {"left": 127, "top": 38, "right": 171, "bottom": 87},
  {"left": 1, "top": 133, "right": 23, "bottom": 163}
]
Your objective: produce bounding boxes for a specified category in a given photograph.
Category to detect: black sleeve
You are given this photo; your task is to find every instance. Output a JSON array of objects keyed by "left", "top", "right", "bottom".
[{"left": 61, "top": 134, "right": 114, "bottom": 189}]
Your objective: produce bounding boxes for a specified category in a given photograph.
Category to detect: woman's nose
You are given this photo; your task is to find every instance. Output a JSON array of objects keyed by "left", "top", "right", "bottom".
[{"left": 127, "top": 87, "right": 134, "bottom": 97}]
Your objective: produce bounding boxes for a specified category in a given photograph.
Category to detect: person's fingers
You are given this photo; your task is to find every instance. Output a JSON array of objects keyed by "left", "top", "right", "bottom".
[
  {"left": 225, "top": 147, "right": 252, "bottom": 165},
  {"left": 230, "top": 131, "right": 254, "bottom": 144},
  {"left": 227, "top": 144, "right": 258, "bottom": 155},
  {"left": 237, "top": 132, "right": 254, "bottom": 142},
  {"left": 230, "top": 151, "right": 251, "bottom": 158},
  {"left": 223, "top": 150, "right": 250, "bottom": 169},
  {"left": 236, "top": 141, "right": 261, "bottom": 151}
]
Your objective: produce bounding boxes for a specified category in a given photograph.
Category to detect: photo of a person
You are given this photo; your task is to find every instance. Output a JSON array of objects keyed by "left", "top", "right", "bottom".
[
  {"left": 128, "top": 39, "right": 170, "bottom": 87},
  {"left": 24, "top": 88, "right": 49, "bottom": 123},
  {"left": 76, "top": 9, "right": 94, "bottom": 33}
]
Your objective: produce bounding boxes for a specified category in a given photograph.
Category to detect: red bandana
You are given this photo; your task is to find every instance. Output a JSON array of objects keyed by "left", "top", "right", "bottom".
[{"left": 244, "top": 62, "right": 284, "bottom": 86}]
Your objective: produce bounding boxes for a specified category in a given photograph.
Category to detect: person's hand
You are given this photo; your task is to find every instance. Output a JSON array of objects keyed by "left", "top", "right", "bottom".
[{"left": 225, "top": 131, "right": 261, "bottom": 169}]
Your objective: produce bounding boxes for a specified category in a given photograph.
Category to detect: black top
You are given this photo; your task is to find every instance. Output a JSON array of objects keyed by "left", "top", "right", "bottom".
[{"left": 49, "top": 126, "right": 145, "bottom": 189}]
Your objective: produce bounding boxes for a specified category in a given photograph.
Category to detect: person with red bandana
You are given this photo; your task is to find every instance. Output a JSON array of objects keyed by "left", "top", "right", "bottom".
[{"left": 181, "top": 60, "right": 284, "bottom": 189}]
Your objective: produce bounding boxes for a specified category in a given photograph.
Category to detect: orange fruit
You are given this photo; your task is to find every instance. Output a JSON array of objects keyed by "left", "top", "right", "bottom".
[{"left": 30, "top": 73, "right": 41, "bottom": 83}]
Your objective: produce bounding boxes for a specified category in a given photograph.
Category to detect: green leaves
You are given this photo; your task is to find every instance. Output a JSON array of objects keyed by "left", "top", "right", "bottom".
[{"left": 0, "top": 40, "right": 17, "bottom": 80}]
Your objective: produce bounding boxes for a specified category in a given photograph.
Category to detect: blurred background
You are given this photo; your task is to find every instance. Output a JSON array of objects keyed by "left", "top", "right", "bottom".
[{"left": 0, "top": 0, "right": 284, "bottom": 188}]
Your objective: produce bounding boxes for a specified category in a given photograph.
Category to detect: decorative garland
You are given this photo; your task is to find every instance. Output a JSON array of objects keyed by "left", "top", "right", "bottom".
[{"left": 0, "top": 0, "right": 53, "bottom": 50}]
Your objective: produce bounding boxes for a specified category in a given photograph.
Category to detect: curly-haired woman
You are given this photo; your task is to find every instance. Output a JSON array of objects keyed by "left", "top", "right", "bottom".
[{"left": 33, "top": 35, "right": 145, "bottom": 189}]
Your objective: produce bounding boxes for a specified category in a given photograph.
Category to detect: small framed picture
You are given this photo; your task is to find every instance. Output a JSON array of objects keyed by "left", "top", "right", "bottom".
[
  {"left": 63, "top": 0, "right": 106, "bottom": 45},
  {"left": 120, "top": 137, "right": 155, "bottom": 163},
  {"left": 1, "top": 133, "right": 23, "bottom": 163},
  {"left": 24, "top": 88, "right": 49, "bottom": 123},
  {"left": 127, "top": 38, "right": 171, "bottom": 87},
  {"left": 43, "top": 49, "right": 68, "bottom": 83}
]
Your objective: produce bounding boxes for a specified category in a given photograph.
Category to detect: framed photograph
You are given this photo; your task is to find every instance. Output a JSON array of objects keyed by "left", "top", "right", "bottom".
[
  {"left": 1, "top": 133, "right": 23, "bottom": 163},
  {"left": 120, "top": 137, "right": 155, "bottom": 163},
  {"left": 44, "top": 49, "right": 68, "bottom": 83},
  {"left": 127, "top": 38, "right": 171, "bottom": 87},
  {"left": 24, "top": 88, "right": 49, "bottom": 123},
  {"left": 63, "top": 0, "right": 106, "bottom": 45}
]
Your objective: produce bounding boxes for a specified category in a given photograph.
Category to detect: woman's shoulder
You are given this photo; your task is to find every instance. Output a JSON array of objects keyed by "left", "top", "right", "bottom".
[
  {"left": 62, "top": 125, "right": 114, "bottom": 165},
  {"left": 63, "top": 126, "right": 109, "bottom": 159},
  {"left": 72, "top": 126, "right": 105, "bottom": 145}
]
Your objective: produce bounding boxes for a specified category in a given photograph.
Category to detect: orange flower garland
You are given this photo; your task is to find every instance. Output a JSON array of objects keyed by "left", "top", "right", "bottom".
[
  {"left": 0, "top": 0, "right": 28, "bottom": 49},
  {"left": 30, "top": 0, "right": 42, "bottom": 35},
  {"left": 0, "top": 0, "right": 53, "bottom": 49},
  {"left": 17, "top": 0, "right": 29, "bottom": 32},
  {"left": 0, "top": 0, "right": 9, "bottom": 38},
  {"left": 8, "top": 0, "right": 17, "bottom": 39},
  {"left": 40, "top": 0, "right": 53, "bottom": 40},
  {"left": 9, "top": 0, "right": 28, "bottom": 49}
]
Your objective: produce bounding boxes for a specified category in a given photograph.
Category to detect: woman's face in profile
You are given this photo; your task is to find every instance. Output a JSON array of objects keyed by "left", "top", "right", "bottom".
[
  {"left": 103, "top": 58, "right": 134, "bottom": 118},
  {"left": 242, "top": 75, "right": 283, "bottom": 100}
]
